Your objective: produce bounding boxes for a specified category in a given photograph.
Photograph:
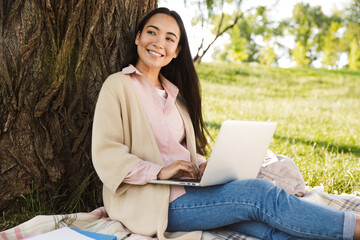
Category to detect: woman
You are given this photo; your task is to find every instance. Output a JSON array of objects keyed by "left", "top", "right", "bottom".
[{"left": 92, "top": 7, "right": 360, "bottom": 240}]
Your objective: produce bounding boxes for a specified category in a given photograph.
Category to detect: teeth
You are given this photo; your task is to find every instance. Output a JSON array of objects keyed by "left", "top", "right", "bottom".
[{"left": 148, "top": 50, "right": 162, "bottom": 57}]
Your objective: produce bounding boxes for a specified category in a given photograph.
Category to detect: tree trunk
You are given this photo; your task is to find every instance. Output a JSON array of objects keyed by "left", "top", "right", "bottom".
[{"left": 0, "top": 0, "right": 157, "bottom": 212}]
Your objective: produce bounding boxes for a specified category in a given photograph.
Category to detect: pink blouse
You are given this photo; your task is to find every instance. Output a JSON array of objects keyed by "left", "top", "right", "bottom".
[{"left": 121, "top": 65, "right": 205, "bottom": 202}]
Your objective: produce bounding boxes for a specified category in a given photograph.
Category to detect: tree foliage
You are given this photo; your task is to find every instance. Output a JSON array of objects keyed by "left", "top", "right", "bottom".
[
  {"left": 289, "top": 3, "right": 333, "bottom": 67},
  {"left": 344, "top": 0, "right": 360, "bottom": 70},
  {"left": 259, "top": 42, "right": 277, "bottom": 66},
  {"left": 349, "top": 38, "right": 360, "bottom": 70},
  {"left": 189, "top": 0, "right": 243, "bottom": 63},
  {"left": 191, "top": 0, "right": 359, "bottom": 70},
  {"left": 221, "top": 5, "right": 284, "bottom": 64},
  {"left": 291, "top": 41, "right": 311, "bottom": 68},
  {"left": 225, "top": 26, "right": 249, "bottom": 61},
  {"left": 322, "top": 22, "right": 343, "bottom": 68}
]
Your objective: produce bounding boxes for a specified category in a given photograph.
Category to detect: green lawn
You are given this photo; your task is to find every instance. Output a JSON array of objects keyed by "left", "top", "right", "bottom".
[{"left": 197, "top": 62, "right": 360, "bottom": 196}]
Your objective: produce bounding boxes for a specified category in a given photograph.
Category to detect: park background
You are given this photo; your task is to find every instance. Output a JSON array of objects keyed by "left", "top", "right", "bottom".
[{"left": 1, "top": 0, "right": 359, "bottom": 231}]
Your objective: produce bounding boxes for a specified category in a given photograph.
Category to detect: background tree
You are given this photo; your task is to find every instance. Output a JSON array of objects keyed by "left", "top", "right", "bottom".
[
  {"left": 222, "top": 16, "right": 256, "bottom": 62},
  {"left": 168, "top": 0, "right": 355, "bottom": 69},
  {"left": 286, "top": 3, "right": 346, "bottom": 68},
  {"left": 322, "top": 22, "right": 343, "bottom": 69},
  {"left": 344, "top": 0, "right": 360, "bottom": 70},
  {"left": 253, "top": 6, "right": 279, "bottom": 66},
  {"left": 222, "top": 5, "right": 284, "bottom": 64},
  {"left": 259, "top": 42, "right": 277, "bottom": 66},
  {"left": 0, "top": 0, "right": 157, "bottom": 213},
  {"left": 348, "top": 38, "right": 360, "bottom": 70},
  {"left": 289, "top": 3, "right": 321, "bottom": 67},
  {"left": 291, "top": 41, "right": 311, "bottom": 67},
  {"left": 190, "top": 0, "right": 243, "bottom": 63},
  {"left": 223, "top": 23, "right": 249, "bottom": 61}
]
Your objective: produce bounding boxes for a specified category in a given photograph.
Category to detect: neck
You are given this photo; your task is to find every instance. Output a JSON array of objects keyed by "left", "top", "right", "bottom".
[{"left": 135, "top": 63, "right": 163, "bottom": 89}]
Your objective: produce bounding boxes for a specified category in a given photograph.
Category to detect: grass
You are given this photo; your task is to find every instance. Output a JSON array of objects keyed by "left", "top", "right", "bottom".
[
  {"left": 1, "top": 182, "right": 56, "bottom": 231},
  {"left": 2, "top": 62, "right": 359, "bottom": 231},
  {"left": 197, "top": 61, "right": 360, "bottom": 196}
]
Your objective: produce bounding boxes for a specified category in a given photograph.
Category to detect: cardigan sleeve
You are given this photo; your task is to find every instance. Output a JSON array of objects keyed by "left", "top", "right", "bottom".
[
  {"left": 92, "top": 80, "right": 148, "bottom": 195},
  {"left": 196, "top": 154, "right": 207, "bottom": 165},
  {"left": 123, "top": 161, "right": 163, "bottom": 184}
]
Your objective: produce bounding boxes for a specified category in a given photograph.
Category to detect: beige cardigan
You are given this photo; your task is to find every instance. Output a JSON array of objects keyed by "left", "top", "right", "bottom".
[{"left": 92, "top": 72, "right": 202, "bottom": 240}]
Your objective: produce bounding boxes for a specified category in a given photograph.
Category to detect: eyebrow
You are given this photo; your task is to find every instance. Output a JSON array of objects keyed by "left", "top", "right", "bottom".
[{"left": 146, "top": 25, "right": 178, "bottom": 39}]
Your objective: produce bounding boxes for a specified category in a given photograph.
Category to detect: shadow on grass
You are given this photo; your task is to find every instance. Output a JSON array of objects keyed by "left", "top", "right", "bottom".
[
  {"left": 205, "top": 121, "right": 360, "bottom": 157},
  {"left": 280, "top": 67, "right": 360, "bottom": 77},
  {"left": 274, "top": 135, "right": 360, "bottom": 158}
]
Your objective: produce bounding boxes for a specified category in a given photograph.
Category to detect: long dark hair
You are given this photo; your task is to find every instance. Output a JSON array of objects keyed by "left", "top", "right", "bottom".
[{"left": 121, "top": 7, "right": 210, "bottom": 156}]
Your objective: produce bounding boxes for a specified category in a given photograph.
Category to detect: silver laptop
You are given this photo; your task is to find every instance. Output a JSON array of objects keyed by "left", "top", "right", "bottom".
[{"left": 149, "top": 120, "right": 277, "bottom": 187}]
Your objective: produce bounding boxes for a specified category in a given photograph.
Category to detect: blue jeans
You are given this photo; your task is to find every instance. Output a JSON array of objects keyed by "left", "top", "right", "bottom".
[{"left": 167, "top": 179, "right": 356, "bottom": 240}]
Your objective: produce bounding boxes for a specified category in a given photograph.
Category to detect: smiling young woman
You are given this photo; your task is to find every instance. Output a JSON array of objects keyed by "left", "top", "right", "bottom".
[
  {"left": 92, "top": 7, "right": 360, "bottom": 240},
  {"left": 134, "top": 13, "right": 181, "bottom": 88}
]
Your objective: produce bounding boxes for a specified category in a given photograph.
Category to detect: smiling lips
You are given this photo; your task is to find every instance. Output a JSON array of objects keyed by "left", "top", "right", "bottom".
[{"left": 147, "top": 49, "right": 164, "bottom": 57}]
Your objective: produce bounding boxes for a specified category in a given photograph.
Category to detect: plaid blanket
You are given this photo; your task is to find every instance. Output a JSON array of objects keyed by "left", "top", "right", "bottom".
[{"left": 1, "top": 187, "right": 359, "bottom": 240}]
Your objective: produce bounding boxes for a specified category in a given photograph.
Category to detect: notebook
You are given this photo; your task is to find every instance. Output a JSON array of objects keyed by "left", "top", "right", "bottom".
[
  {"left": 23, "top": 227, "right": 93, "bottom": 240},
  {"left": 149, "top": 120, "right": 277, "bottom": 187},
  {"left": 23, "top": 227, "right": 116, "bottom": 240},
  {"left": 72, "top": 229, "right": 116, "bottom": 240}
]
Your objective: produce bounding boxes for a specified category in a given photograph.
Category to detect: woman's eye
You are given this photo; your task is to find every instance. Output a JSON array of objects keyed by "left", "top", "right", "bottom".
[
  {"left": 166, "top": 37, "right": 175, "bottom": 42},
  {"left": 147, "top": 31, "right": 155, "bottom": 35}
]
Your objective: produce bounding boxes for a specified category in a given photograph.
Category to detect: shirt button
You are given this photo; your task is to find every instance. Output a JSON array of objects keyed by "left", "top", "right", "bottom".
[
  {"left": 164, "top": 138, "right": 168, "bottom": 142},
  {"left": 165, "top": 158, "right": 169, "bottom": 161},
  {"left": 161, "top": 120, "right": 165, "bottom": 124}
]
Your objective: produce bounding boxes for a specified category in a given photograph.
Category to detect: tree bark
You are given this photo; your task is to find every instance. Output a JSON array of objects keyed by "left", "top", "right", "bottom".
[{"left": 0, "top": 0, "right": 157, "bottom": 212}]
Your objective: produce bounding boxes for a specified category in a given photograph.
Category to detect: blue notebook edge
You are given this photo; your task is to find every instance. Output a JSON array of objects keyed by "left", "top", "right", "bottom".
[{"left": 72, "top": 229, "right": 117, "bottom": 240}]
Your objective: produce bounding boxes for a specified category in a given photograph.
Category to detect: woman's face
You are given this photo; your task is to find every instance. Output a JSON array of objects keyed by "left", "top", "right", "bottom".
[{"left": 135, "top": 13, "right": 181, "bottom": 73}]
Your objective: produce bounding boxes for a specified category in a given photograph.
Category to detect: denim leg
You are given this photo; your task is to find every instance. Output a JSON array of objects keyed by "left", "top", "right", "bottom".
[
  {"left": 227, "top": 221, "right": 306, "bottom": 240},
  {"left": 167, "top": 179, "right": 353, "bottom": 240}
]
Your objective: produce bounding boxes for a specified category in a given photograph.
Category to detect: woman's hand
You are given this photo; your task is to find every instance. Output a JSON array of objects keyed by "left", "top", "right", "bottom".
[
  {"left": 199, "top": 161, "right": 207, "bottom": 179},
  {"left": 157, "top": 160, "right": 201, "bottom": 180}
]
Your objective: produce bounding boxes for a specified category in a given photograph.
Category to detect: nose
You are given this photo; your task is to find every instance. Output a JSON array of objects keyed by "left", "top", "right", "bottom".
[{"left": 153, "top": 35, "right": 165, "bottom": 49}]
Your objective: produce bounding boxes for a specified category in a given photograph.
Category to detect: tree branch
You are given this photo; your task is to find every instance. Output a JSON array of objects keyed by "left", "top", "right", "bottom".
[{"left": 194, "top": 8, "right": 243, "bottom": 63}]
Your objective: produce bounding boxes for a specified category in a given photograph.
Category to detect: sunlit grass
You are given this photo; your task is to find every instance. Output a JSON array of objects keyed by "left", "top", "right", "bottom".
[{"left": 197, "top": 61, "right": 360, "bottom": 196}]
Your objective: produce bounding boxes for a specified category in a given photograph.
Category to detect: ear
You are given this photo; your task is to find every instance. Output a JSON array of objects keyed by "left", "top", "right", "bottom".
[
  {"left": 135, "top": 32, "right": 140, "bottom": 45},
  {"left": 174, "top": 45, "right": 182, "bottom": 58}
]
